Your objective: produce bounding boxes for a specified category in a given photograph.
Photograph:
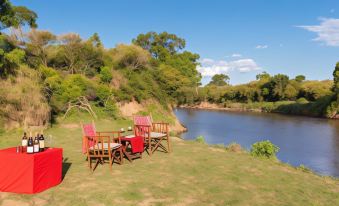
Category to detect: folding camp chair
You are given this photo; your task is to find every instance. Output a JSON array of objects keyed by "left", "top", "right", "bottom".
[
  {"left": 81, "top": 121, "right": 123, "bottom": 171},
  {"left": 133, "top": 116, "right": 170, "bottom": 156}
]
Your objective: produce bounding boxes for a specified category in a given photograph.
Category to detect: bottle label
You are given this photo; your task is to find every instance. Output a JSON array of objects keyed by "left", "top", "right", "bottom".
[
  {"left": 27, "top": 146, "right": 33, "bottom": 153},
  {"left": 22, "top": 140, "right": 27, "bottom": 147},
  {"left": 34, "top": 145, "right": 39, "bottom": 153},
  {"left": 39, "top": 140, "right": 45, "bottom": 149}
]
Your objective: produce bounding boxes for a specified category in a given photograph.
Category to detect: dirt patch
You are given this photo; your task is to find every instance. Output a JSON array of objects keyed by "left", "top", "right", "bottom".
[
  {"left": 60, "top": 123, "right": 79, "bottom": 129},
  {"left": 117, "top": 101, "right": 144, "bottom": 117},
  {"left": 209, "top": 147, "right": 225, "bottom": 153},
  {"left": 1, "top": 199, "right": 30, "bottom": 206}
]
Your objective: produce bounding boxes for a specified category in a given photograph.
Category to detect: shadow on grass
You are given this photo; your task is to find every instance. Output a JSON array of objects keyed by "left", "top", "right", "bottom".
[{"left": 62, "top": 157, "right": 72, "bottom": 180}]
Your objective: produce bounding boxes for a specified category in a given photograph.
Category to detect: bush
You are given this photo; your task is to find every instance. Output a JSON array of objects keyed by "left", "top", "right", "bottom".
[
  {"left": 195, "top": 135, "right": 206, "bottom": 144},
  {"left": 99, "top": 66, "right": 113, "bottom": 83},
  {"left": 225, "top": 142, "right": 243, "bottom": 153},
  {"left": 250, "top": 140, "right": 279, "bottom": 159}
]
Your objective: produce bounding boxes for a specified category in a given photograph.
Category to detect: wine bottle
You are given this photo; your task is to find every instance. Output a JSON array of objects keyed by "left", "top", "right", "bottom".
[
  {"left": 22, "top": 132, "right": 28, "bottom": 147},
  {"left": 27, "top": 136, "right": 34, "bottom": 154},
  {"left": 33, "top": 136, "right": 40, "bottom": 153},
  {"left": 39, "top": 131, "right": 45, "bottom": 152}
]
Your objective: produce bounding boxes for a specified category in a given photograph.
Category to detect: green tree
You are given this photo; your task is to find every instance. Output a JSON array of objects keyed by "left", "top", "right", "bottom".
[
  {"left": 256, "top": 71, "right": 270, "bottom": 81},
  {"left": 333, "top": 62, "right": 339, "bottom": 96},
  {"left": 295, "top": 75, "right": 306, "bottom": 82},
  {"left": 88, "top": 32, "right": 102, "bottom": 48},
  {"left": 0, "top": 0, "right": 37, "bottom": 32},
  {"left": 110, "top": 44, "right": 151, "bottom": 71},
  {"left": 99, "top": 66, "right": 112, "bottom": 83},
  {"left": 132, "top": 31, "right": 185, "bottom": 61},
  {"left": 208, "top": 74, "right": 230, "bottom": 86},
  {"left": 272, "top": 74, "right": 290, "bottom": 100},
  {"left": 25, "top": 29, "right": 56, "bottom": 67}
]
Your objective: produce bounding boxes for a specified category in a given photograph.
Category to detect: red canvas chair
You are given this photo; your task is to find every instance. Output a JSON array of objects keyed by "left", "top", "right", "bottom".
[
  {"left": 81, "top": 121, "right": 123, "bottom": 171},
  {"left": 133, "top": 115, "right": 170, "bottom": 156}
]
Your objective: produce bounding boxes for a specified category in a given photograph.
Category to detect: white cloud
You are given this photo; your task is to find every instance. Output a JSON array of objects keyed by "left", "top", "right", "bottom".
[
  {"left": 231, "top": 53, "right": 242, "bottom": 58},
  {"left": 297, "top": 17, "right": 339, "bottom": 46},
  {"left": 255, "top": 45, "right": 268, "bottom": 49},
  {"left": 197, "top": 58, "right": 261, "bottom": 77}
]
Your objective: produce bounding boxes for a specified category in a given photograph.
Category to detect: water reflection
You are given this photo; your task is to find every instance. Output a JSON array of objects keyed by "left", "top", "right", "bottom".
[{"left": 175, "top": 108, "right": 339, "bottom": 177}]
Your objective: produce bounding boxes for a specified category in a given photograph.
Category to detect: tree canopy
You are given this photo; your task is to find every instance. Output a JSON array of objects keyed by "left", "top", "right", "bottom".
[{"left": 208, "top": 74, "right": 230, "bottom": 86}]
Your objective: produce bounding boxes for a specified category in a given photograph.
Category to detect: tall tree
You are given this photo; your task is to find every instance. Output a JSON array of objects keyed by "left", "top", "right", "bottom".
[
  {"left": 295, "top": 75, "right": 306, "bottom": 82},
  {"left": 25, "top": 29, "right": 56, "bottom": 67},
  {"left": 333, "top": 62, "right": 339, "bottom": 104},
  {"left": 0, "top": 0, "right": 37, "bottom": 32},
  {"left": 132, "top": 31, "right": 185, "bottom": 60},
  {"left": 208, "top": 74, "right": 230, "bottom": 86}
]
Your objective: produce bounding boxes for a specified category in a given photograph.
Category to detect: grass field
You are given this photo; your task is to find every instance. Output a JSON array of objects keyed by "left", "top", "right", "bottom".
[{"left": 0, "top": 118, "right": 338, "bottom": 206}]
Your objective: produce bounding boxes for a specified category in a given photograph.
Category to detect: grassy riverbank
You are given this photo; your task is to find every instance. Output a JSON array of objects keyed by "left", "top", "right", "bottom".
[{"left": 0, "top": 118, "right": 338, "bottom": 206}]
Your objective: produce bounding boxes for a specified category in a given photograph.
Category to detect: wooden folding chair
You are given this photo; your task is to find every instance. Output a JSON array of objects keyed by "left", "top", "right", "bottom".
[
  {"left": 84, "top": 135, "right": 122, "bottom": 171},
  {"left": 133, "top": 116, "right": 170, "bottom": 156},
  {"left": 81, "top": 121, "right": 123, "bottom": 171}
]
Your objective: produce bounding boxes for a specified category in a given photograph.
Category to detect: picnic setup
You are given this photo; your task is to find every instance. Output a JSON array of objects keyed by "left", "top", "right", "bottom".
[{"left": 0, "top": 115, "right": 170, "bottom": 194}]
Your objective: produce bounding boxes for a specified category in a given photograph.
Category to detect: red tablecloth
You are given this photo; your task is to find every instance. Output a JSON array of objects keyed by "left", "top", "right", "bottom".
[
  {"left": 0, "top": 147, "right": 63, "bottom": 194},
  {"left": 121, "top": 136, "right": 144, "bottom": 153}
]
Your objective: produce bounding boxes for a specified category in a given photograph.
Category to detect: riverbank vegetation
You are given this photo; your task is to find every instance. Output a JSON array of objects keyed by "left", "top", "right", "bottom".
[{"left": 179, "top": 70, "right": 339, "bottom": 118}]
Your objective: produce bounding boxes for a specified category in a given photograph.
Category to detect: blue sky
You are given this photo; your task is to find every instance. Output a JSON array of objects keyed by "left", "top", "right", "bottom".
[{"left": 13, "top": 0, "right": 339, "bottom": 85}]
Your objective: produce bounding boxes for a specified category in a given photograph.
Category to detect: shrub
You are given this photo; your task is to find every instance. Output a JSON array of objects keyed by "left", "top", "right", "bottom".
[
  {"left": 99, "top": 66, "right": 113, "bottom": 83},
  {"left": 195, "top": 135, "right": 206, "bottom": 144},
  {"left": 250, "top": 140, "right": 279, "bottom": 159},
  {"left": 225, "top": 142, "right": 243, "bottom": 153}
]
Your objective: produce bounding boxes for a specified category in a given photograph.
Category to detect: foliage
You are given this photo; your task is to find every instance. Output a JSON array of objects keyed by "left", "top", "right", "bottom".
[
  {"left": 295, "top": 75, "right": 306, "bottom": 82},
  {"left": 99, "top": 66, "right": 112, "bottom": 83},
  {"left": 0, "top": 66, "right": 50, "bottom": 129},
  {"left": 225, "top": 142, "right": 244, "bottom": 153},
  {"left": 110, "top": 44, "right": 150, "bottom": 70},
  {"left": 195, "top": 135, "right": 206, "bottom": 143},
  {"left": 132, "top": 31, "right": 185, "bottom": 60},
  {"left": 0, "top": 0, "right": 37, "bottom": 31},
  {"left": 208, "top": 74, "right": 230, "bottom": 86},
  {"left": 24, "top": 29, "right": 56, "bottom": 67},
  {"left": 250, "top": 140, "right": 279, "bottom": 159}
]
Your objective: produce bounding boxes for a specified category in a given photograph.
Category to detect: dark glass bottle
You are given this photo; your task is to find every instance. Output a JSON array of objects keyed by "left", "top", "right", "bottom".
[
  {"left": 22, "top": 132, "right": 28, "bottom": 147},
  {"left": 39, "top": 133, "right": 45, "bottom": 152},
  {"left": 27, "top": 137, "right": 34, "bottom": 154}
]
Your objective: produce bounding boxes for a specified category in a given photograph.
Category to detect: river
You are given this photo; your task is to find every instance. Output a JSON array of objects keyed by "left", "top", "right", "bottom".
[{"left": 174, "top": 108, "right": 339, "bottom": 177}]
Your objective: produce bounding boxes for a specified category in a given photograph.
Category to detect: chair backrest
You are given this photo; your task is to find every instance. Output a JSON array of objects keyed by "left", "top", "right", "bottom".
[
  {"left": 81, "top": 121, "right": 96, "bottom": 154},
  {"left": 82, "top": 121, "right": 96, "bottom": 137},
  {"left": 85, "top": 136, "right": 111, "bottom": 157},
  {"left": 134, "top": 125, "right": 151, "bottom": 138},
  {"left": 133, "top": 116, "right": 152, "bottom": 126}
]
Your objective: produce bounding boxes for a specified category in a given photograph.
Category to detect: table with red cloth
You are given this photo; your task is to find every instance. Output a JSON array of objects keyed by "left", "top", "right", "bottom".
[
  {"left": 0, "top": 147, "right": 63, "bottom": 194},
  {"left": 120, "top": 136, "right": 144, "bottom": 162}
]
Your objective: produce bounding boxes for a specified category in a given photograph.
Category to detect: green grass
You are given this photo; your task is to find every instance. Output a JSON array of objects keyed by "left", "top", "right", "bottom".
[{"left": 0, "top": 118, "right": 338, "bottom": 206}]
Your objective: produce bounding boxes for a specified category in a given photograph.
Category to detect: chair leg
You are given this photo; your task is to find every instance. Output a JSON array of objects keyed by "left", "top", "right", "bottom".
[
  {"left": 167, "top": 135, "right": 170, "bottom": 153},
  {"left": 109, "top": 156, "right": 112, "bottom": 171},
  {"left": 120, "top": 148, "right": 123, "bottom": 164},
  {"left": 148, "top": 137, "right": 152, "bottom": 156}
]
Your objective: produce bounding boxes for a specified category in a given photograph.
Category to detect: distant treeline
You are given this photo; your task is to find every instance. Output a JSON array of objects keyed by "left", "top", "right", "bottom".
[{"left": 178, "top": 70, "right": 339, "bottom": 118}]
